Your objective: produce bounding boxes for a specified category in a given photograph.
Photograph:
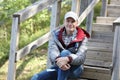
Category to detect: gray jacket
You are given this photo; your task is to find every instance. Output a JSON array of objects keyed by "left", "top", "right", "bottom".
[{"left": 48, "top": 27, "right": 89, "bottom": 65}]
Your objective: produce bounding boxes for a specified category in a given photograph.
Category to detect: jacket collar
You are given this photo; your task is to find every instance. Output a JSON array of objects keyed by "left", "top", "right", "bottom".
[{"left": 58, "top": 26, "right": 90, "bottom": 43}]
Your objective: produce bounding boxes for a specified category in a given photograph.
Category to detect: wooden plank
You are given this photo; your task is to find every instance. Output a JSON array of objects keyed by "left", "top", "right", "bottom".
[
  {"left": 86, "top": 50, "right": 112, "bottom": 62},
  {"left": 84, "top": 59, "right": 112, "bottom": 68},
  {"left": 16, "top": 32, "right": 50, "bottom": 61},
  {"left": 91, "top": 31, "right": 114, "bottom": 40},
  {"left": 78, "top": 0, "right": 100, "bottom": 25},
  {"left": 88, "top": 46, "right": 112, "bottom": 52},
  {"left": 87, "top": 41, "right": 113, "bottom": 52},
  {"left": 88, "top": 38, "right": 113, "bottom": 43},
  {"left": 50, "top": 0, "right": 61, "bottom": 31},
  {"left": 96, "top": 16, "right": 117, "bottom": 24},
  {"left": 110, "top": 0, "right": 120, "bottom": 5},
  {"left": 88, "top": 41, "right": 113, "bottom": 47},
  {"left": 47, "top": 0, "right": 61, "bottom": 68},
  {"left": 92, "top": 23, "right": 113, "bottom": 32},
  {"left": 86, "top": 0, "right": 94, "bottom": 36},
  {"left": 7, "top": 17, "right": 19, "bottom": 80},
  {"left": 112, "top": 20, "right": 120, "bottom": 80},
  {"left": 100, "top": 0, "right": 108, "bottom": 17},
  {"left": 81, "top": 66, "right": 111, "bottom": 80},
  {"left": 84, "top": 66, "right": 111, "bottom": 74},
  {"left": 14, "top": 0, "right": 57, "bottom": 22},
  {"left": 71, "top": 0, "right": 80, "bottom": 15},
  {"left": 107, "top": 4, "right": 120, "bottom": 17}
]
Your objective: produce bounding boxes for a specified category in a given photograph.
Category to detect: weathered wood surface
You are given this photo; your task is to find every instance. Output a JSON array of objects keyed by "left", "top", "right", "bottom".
[
  {"left": 16, "top": 32, "right": 50, "bottom": 61},
  {"left": 50, "top": 0, "right": 61, "bottom": 31},
  {"left": 7, "top": 17, "right": 19, "bottom": 80},
  {"left": 71, "top": 0, "right": 80, "bottom": 15},
  {"left": 110, "top": 0, "right": 120, "bottom": 5},
  {"left": 86, "top": 0, "right": 94, "bottom": 36},
  {"left": 111, "top": 17, "right": 120, "bottom": 80},
  {"left": 78, "top": 0, "right": 100, "bottom": 25},
  {"left": 81, "top": 66, "right": 111, "bottom": 80},
  {"left": 107, "top": 4, "right": 120, "bottom": 17},
  {"left": 86, "top": 50, "right": 112, "bottom": 62},
  {"left": 96, "top": 16, "right": 117, "bottom": 24},
  {"left": 92, "top": 23, "right": 113, "bottom": 32},
  {"left": 13, "top": 0, "right": 58, "bottom": 22},
  {"left": 91, "top": 31, "right": 114, "bottom": 40},
  {"left": 47, "top": 0, "right": 61, "bottom": 68},
  {"left": 100, "top": 0, "right": 108, "bottom": 17},
  {"left": 88, "top": 38, "right": 113, "bottom": 43}
]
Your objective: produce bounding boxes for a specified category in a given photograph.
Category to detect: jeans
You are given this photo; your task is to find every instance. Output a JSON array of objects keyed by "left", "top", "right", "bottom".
[{"left": 31, "top": 50, "right": 83, "bottom": 80}]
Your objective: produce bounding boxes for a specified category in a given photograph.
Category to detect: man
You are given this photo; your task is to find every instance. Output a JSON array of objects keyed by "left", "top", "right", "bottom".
[{"left": 31, "top": 11, "right": 90, "bottom": 80}]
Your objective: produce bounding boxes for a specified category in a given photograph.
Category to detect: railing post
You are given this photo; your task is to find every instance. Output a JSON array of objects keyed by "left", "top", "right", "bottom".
[
  {"left": 47, "top": 0, "right": 61, "bottom": 68},
  {"left": 100, "top": 0, "right": 108, "bottom": 17},
  {"left": 112, "top": 17, "right": 120, "bottom": 80},
  {"left": 7, "top": 16, "right": 20, "bottom": 80},
  {"left": 86, "top": 0, "right": 94, "bottom": 36},
  {"left": 79, "top": 0, "right": 88, "bottom": 15},
  {"left": 71, "top": 0, "right": 80, "bottom": 15}
]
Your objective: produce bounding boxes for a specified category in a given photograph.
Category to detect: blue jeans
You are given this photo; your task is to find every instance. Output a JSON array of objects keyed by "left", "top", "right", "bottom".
[{"left": 31, "top": 50, "right": 83, "bottom": 80}]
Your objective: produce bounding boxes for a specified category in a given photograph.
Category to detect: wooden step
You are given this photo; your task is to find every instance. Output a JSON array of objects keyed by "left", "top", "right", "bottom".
[
  {"left": 86, "top": 50, "right": 112, "bottom": 62},
  {"left": 96, "top": 16, "right": 117, "bottom": 24},
  {"left": 107, "top": 4, "right": 120, "bottom": 17},
  {"left": 88, "top": 38, "right": 113, "bottom": 43},
  {"left": 81, "top": 66, "right": 111, "bottom": 80},
  {"left": 84, "top": 59, "right": 112, "bottom": 68},
  {"left": 92, "top": 23, "right": 113, "bottom": 32},
  {"left": 110, "top": 0, "right": 120, "bottom": 5},
  {"left": 88, "top": 41, "right": 113, "bottom": 52},
  {"left": 85, "top": 50, "right": 112, "bottom": 68},
  {"left": 91, "top": 31, "right": 114, "bottom": 41}
]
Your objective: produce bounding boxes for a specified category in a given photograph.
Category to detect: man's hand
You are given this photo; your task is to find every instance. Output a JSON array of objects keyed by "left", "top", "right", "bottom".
[
  {"left": 56, "top": 57, "right": 70, "bottom": 70},
  {"left": 60, "top": 64, "right": 71, "bottom": 70}
]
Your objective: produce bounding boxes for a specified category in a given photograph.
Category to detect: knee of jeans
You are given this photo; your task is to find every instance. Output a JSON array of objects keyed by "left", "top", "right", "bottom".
[
  {"left": 31, "top": 74, "right": 38, "bottom": 80},
  {"left": 73, "top": 66, "right": 84, "bottom": 77},
  {"left": 60, "top": 50, "right": 71, "bottom": 57}
]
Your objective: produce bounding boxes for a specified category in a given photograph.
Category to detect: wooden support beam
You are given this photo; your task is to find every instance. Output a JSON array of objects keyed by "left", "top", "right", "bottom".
[
  {"left": 16, "top": 32, "right": 50, "bottom": 61},
  {"left": 71, "top": 0, "right": 80, "bottom": 15},
  {"left": 47, "top": 0, "right": 61, "bottom": 68},
  {"left": 13, "top": 0, "right": 57, "bottom": 22},
  {"left": 50, "top": 0, "right": 61, "bottom": 31},
  {"left": 78, "top": 0, "right": 100, "bottom": 26},
  {"left": 111, "top": 17, "right": 120, "bottom": 80},
  {"left": 86, "top": 0, "right": 94, "bottom": 36},
  {"left": 7, "top": 17, "right": 19, "bottom": 80},
  {"left": 100, "top": 0, "right": 108, "bottom": 17}
]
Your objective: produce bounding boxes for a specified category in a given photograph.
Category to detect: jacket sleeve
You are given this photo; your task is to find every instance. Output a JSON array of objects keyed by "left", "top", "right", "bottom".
[
  {"left": 48, "top": 34, "right": 60, "bottom": 65},
  {"left": 69, "top": 37, "right": 88, "bottom": 65}
]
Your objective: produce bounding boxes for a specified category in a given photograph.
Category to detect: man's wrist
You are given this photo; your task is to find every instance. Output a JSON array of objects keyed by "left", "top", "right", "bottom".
[{"left": 67, "top": 56, "right": 72, "bottom": 63}]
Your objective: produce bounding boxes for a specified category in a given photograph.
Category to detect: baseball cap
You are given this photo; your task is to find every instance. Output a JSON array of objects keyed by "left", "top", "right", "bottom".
[{"left": 64, "top": 11, "right": 78, "bottom": 21}]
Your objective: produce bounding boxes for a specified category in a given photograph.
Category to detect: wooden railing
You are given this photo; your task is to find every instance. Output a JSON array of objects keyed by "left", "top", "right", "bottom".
[
  {"left": 7, "top": 0, "right": 106, "bottom": 80},
  {"left": 111, "top": 17, "right": 120, "bottom": 80}
]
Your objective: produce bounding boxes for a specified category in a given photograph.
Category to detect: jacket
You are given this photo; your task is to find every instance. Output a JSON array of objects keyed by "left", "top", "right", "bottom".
[{"left": 48, "top": 26, "right": 90, "bottom": 65}]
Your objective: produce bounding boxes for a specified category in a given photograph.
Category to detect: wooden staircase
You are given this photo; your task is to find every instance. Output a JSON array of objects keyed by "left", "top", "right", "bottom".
[{"left": 80, "top": 0, "right": 120, "bottom": 80}]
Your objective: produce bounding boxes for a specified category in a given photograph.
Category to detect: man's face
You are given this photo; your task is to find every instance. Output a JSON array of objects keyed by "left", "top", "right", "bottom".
[{"left": 64, "top": 17, "right": 78, "bottom": 34}]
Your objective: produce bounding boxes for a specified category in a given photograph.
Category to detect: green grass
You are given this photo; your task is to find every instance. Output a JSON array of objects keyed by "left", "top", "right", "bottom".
[
  {"left": 0, "top": 47, "right": 48, "bottom": 80},
  {"left": 0, "top": 27, "right": 49, "bottom": 80}
]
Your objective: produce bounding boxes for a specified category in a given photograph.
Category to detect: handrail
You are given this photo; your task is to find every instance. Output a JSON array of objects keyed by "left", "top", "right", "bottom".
[
  {"left": 78, "top": 0, "right": 100, "bottom": 26},
  {"left": 13, "top": 0, "right": 57, "bottom": 23},
  {"left": 111, "top": 17, "right": 120, "bottom": 80}
]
